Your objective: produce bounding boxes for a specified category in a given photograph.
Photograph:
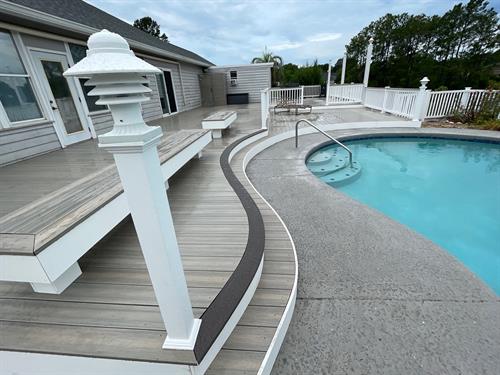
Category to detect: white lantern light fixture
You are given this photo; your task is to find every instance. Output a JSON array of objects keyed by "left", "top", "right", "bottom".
[{"left": 64, "top": 29, "right": 201, "bottom": 351}]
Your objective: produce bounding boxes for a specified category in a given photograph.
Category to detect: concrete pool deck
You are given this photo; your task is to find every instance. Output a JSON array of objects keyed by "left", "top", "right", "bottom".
[{"left": 246, "top": 127, "right": 500, "bottom": 374}]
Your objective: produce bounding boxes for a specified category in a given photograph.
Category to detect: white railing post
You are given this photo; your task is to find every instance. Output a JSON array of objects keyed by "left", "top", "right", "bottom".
[
  {"left": 300, "top": 85, "right": 304, "bottom": 104},
  {"left": 460, "top": 86, "right": 472, "bottom": 109},
  {"left": 326, "top": 60, "right": 332, "bottom": 105},
  {"left": 413, "top": 76, "right": 430, "bottom": 121},
  {"left": 64, "top": 30, "right": 200, "bottom": 351},
  {"left": 341, "top": 53, "right": 347, "bottom": 85}
]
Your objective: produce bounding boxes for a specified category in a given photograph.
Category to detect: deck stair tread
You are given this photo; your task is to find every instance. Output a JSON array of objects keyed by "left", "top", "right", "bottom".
[
  {"left": 0, "top": 129, "right": 209, "bottom": 256},
  {"left": 0, "top": 122, "right": 296, "bottom": 373}
]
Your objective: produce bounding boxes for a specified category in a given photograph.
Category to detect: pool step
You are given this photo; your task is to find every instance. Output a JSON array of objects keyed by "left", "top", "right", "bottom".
[
  {"left": 307, "top": 154, "right": 350, "bottom": 176},
  {"left": 307, "top": 151, "right": 333, "bottom": 167},
  {"left": 320, "top": 161, "right": 362, "bottom": 186}
]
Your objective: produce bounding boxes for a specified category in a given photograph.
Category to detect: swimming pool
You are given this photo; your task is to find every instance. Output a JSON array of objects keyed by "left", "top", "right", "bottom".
[{"left": 307, "top": 137, "right": 500, "bottom": 294}]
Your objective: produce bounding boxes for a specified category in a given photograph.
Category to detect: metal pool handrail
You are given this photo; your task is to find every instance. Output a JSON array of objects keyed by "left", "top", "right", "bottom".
[{"left": 295, "top": 119, "right": 353, "bottom": 166}]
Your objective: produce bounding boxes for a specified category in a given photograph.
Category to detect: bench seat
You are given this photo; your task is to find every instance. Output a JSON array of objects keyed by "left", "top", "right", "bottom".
[
  {"left": 201, "top": 111, "right": 237, "bottom": 138},
  {"left": 0, "top": 129, "right": 211, "bottom": 294}
]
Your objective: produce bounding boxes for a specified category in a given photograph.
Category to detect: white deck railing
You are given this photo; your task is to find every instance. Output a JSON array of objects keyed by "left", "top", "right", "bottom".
[
  {"left": 365, "top": 87, "right": 419, "bottom": 119},
  {"left": 260, "top": 88, "right": 270, "bottom": 129},
  {"left": 303, "top": 85, "right": 321, "bottom": 98},
  {"left": 268, "top": 87, "right": 304, "bottom": 106},
  {"left": 426, "top": 89, "right": 499, "bottom": 119},
  {"left": 327, "top": 84, "right": 364, "bottom": 104}
]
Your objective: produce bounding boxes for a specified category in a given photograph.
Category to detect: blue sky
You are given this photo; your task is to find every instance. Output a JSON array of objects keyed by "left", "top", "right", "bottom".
[{"left": 86, "top": 0, "right": 499, "bottom": 66}]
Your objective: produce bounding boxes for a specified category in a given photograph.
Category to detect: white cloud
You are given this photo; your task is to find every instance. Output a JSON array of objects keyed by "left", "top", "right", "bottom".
[
  {"left": 85, "top": 0, "right": 462, "bottom": 65},
  {"left": 308, "top": 33, "right": 342, "bottom": 43},
  {"left": 270, "top": 42, "right": 303, "bottom": 51}
]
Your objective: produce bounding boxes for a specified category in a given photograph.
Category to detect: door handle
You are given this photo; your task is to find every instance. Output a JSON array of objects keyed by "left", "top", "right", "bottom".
[{"left": 51, "top": 106, "right": 58, "bottom": 110}]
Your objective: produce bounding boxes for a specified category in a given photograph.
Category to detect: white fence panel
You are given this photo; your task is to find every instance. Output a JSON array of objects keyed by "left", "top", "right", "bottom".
[
  {"left": 303, "top": 85, "right": 321, "bottom": 98},
  {"left": 328, "top": 84, "right": 363, "bottom": 104},
  {"left": 364, "top": 88, "right": 385, "bottom": 110},
  {"left": 383, "top": 88, "right": 419, "bottom": 119},
  {"left": 426, "top": 89, "right": 499, "bottom": 119},
  {"left": 268, "top": 87, "right": 303, "bottom": 106}
]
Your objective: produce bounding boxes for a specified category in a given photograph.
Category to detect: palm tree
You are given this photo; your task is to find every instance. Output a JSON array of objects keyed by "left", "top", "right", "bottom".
[{"left": 252, "top": 47, "right": 283, "bottom": 86}]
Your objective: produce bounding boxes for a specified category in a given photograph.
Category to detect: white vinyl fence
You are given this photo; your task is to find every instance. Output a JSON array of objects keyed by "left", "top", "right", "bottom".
[
  {"left": 303, "top": 85, "right": 321, "bottom": 98},
  {"left": 426, "top": 89, "right": 499, "bottom": 119},
  {"left": 327, "top": 84, "right": 364, "bottom": 104},
  {"left": 365, "top": 87, "right": 419, "bottom": 119},
  {"left": 268, "top": 87, "right": 303, "bottom": 106}
]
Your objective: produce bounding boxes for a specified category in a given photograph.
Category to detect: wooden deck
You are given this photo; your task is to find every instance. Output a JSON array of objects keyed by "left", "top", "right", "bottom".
[{"left": 0, "top": 104, "right": 297, "bottom": 373}]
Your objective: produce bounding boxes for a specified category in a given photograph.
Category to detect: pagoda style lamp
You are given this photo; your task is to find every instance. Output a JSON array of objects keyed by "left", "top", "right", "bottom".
[
  {"left": 363, "top": 37, "right": 374, "bottom": 87},
  {"left": 64, "top": 29, "right": 200, "bottom": 350}
]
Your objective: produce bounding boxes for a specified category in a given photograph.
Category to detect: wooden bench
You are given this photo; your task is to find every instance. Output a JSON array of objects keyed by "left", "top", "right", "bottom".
[
  {"left": 201, "top": 110, "right": 237, "bottom": 138},
  {"left": 0, "top": 129, "right": 211, "bottom": 294}
]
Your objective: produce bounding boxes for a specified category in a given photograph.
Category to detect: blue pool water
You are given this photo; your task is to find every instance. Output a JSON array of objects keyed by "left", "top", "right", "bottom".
[{"left": 307, "top": 137, "right": 500, "bottom": 294}]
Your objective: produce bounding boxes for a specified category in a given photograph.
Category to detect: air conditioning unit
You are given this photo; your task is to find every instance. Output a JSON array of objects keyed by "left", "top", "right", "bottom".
[{"left": 230, "top": 79, "right": 238, "bottom": 87}]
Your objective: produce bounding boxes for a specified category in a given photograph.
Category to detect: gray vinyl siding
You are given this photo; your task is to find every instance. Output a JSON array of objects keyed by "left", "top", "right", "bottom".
[
  {"left": 89, "top": 111, "right": 113, "bottom": 135},
  {"left": 180, "top": 63, "right": 203, "bottom": 111},
  {"left": 208, "top": 65, "right": 272, "bottom": 103},
  {"left": 0, "top": 122, "right": 61, "bottom": 166}
]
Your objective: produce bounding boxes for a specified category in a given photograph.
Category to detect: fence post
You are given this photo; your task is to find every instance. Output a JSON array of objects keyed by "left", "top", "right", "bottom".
[
  {"left": 64, "top": 30, "right": 200, "bottom": 350},
  {"left": 261, "top": 88, "right": 269, "bottom": 129},
  {"left": 300, "top": 85, "right": 304, "bottom": 105},
  {"left": 413, "top": 76, "right": 430, "bottom": 122},
  {"left": 460, "top": 86, "right": 472, "bottom": 109},
  {"left": 381, "top": 86, "right": 390, "bottom": 113},
  {"left": 326, "top": 60, "right": 332, "bottom": 105}
]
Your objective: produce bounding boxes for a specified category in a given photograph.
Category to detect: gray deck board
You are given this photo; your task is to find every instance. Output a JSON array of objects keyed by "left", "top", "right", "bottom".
[{"left": 0, "top": 104, "right": 296, "bottom": 372}]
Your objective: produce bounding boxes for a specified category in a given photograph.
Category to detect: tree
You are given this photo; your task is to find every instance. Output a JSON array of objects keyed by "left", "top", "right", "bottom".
[
  {"left": 133, "top": 16, "right": 168, "bottom": 42},
  {"left": 342, "top": 0, "right": 499, "bottom": 89},
  {"left": 252, "top": 47, "right": 283, "bottom": 86}
]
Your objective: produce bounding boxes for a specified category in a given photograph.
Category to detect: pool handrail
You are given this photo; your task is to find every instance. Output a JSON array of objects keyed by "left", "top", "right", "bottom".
[{"left": 295, "top": 119, "right": 353, "bottom": 166}]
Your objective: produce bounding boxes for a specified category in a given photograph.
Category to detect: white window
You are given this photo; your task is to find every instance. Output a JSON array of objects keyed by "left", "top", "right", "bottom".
[{"left": 0, "top": 30, "right": 43, "bottom": 128}]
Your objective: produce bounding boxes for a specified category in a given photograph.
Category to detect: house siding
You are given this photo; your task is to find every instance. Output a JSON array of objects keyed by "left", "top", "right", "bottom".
[
  {"left": 0, "top": 123, "right": 61, "bottom": 166},
  {"left": 208, "top": 65, "right": 272, "bottom": 103},
  {"left": 180, "top": 63, "right": 203, "bottom": 111}
]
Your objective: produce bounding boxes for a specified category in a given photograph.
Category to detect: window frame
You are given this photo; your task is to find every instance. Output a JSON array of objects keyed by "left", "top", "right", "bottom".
[
  {"left": 0, "top": 30, "right": 46, "bottom": 129},
  {"left": 230, "top": 70, "right": 238, "bottom": 79}
]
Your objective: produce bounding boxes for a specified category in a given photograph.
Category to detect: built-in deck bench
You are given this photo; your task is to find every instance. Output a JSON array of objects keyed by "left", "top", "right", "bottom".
[
  {"left": 201, "top": 110, "right": 237, "bottom": 138},
  {"left": 0, "top": 129, "right": 212, "bottom": 294}
]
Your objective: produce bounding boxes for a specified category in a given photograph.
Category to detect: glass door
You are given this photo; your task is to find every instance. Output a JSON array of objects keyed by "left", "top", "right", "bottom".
[
  {"left": 163, "top": 70, "right": 177, "bottom": 114},
  {"left": 32, "top": 51, "right": 91, "bottom": 146}
]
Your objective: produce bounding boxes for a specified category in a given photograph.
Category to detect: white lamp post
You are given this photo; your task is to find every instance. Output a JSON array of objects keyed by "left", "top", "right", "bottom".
[{"left": 64, "top": 29, "right": 200, "bottom": 350}]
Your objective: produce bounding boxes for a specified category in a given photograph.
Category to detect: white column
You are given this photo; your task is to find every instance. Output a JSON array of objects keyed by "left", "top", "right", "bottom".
[
  {"left": 363, "top": 38, "right": 374, "bottom": 87},
  {"left": 413, "top": 76, "right": 430, "bottom": 122},
  {"left": 326, "top": 60, "right": 332, "bottom": 105},
  {"left": 341, "top": 53, "right": 347, "bottom": 84},
  {"left": 63, "top": 29, "right": 200, "bottom": 351}
]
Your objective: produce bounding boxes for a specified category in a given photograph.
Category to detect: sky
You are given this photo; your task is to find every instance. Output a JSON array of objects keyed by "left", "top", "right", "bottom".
[{"left": 85, "top": 0, "right": 499, "bottom": 66}]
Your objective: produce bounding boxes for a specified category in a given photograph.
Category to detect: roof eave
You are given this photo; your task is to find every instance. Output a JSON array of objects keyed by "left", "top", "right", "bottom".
[{"left": 0, "top": 0, "right": 213, "bottom": 68}]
